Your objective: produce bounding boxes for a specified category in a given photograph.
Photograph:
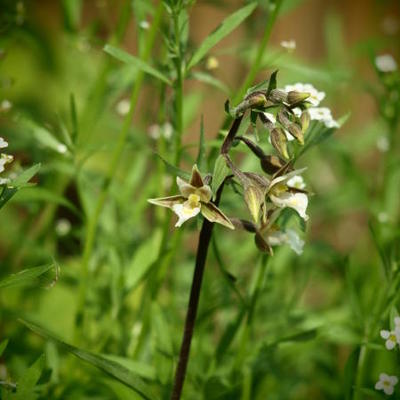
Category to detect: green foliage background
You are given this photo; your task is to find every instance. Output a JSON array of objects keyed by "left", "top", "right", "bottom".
[{"left": 0, "top": 0, "right": 399, "bottom": 399}]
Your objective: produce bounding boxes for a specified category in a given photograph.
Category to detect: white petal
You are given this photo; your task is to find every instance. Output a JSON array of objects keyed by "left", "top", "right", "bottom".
[
  {"left": 383, "top": 385, "right": 394, "bottom": 395},
  {"left": 375, "top": 381, "right": 384, "bottom": 390},
  {"left": 262, "top": 112, "right": 276, "bottom": 124},
  {"left": 0, "top": 137, "right": 8, "bottom": 149},
  {"left": 375, "top": 54, "right": 398, "bottom": 72},
  {"left": 172, "top": 203, "right": 200, "bottom": 227},
  {"left": 389, "top": 376, "right": 398, "bottom": 385},
  {"left": 270, "top": 192, "right": 309, "bottom": 221},
  {"left": 386, "top": 339, "right": 396, "bottom": 350},
  {"left": 381, "top": 330, "right": 390, "bottom": 339},
  {"left": 266, "top": 230, "right": 287, "bottom": 246},
  {"left": 380, "top": 373, "right": 390, "bottom": 381},
  {"left": 286, "top": 229, "right": 305, "bottom": 255},
  {"left": 287, "top": 175, "right": 306, "bottom": 190}
]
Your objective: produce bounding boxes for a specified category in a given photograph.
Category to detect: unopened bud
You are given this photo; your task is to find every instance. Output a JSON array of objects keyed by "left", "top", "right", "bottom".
[
  {"left": 287, "top": 123, "right": 304, "bottom": 144},
  {"left": 287, "top": 91, "right": 310, "bottom": 105},
  {"left": 300, "top": 110, "right": 310, "bottom": 133},
  {"left": 244, "top": 185, "right": 263, "bottom": 223},
  {"left": 260, "top": 155, "right": 286, "bottom": 174},
  {"left": 277, "top": 107, "right": 291, "bottom": 128},
  {"left": 269, "top": 89, "right": 288, "bottom": 103},
  {"left": 270, "top": 128, "right": 289, "bottom": 159},
  {"left": 255, "top": 232, "right": 272, "bottom": 254},
  {"left": 233, "top": 91, "right": 268, "bottom": 116}
]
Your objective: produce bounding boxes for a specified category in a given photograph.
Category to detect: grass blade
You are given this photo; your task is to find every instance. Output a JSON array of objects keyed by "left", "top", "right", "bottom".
[{"left": 186, "top": 2, "right": 257, "bottom": 71}]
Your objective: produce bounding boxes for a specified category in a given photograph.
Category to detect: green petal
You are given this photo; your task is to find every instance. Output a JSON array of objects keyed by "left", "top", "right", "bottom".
[
  {"left": 201, "top": 202, "right": 234, "bottom": 230},
  {"left": 148, "top": 195, "right": 185, "bottom": 209}
]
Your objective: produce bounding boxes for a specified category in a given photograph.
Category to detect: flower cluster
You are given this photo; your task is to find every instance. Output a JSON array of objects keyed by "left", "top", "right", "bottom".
[
  {"left": 148, "top": 72, "right": 340, "bottom": 256},
  {"left": 0, "top": 136, "right": 13, "bottom": 186}
]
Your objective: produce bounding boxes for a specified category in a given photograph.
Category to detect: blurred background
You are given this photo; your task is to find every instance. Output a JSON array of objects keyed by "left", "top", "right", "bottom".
[{"left": 1, "top": 0, "right": 400, "bottom": 399}]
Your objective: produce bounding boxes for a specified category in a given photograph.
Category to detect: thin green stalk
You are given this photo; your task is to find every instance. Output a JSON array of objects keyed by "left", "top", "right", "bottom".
[
  {"left": 233, "top": 0, "right": 284, "bottom": 106},
  {"left": 75, "top": 2, "right": 164, "bottom": 339}
]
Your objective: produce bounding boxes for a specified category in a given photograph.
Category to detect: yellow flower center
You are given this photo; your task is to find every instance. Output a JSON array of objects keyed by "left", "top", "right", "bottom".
[{"left": 187, "top": 194, "right": 201, "bottom": 209}]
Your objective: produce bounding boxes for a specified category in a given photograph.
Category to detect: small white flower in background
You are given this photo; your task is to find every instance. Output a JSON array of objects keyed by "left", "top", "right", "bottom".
[
  {"left": 280, "top": 39, "right": 296, "bottom": 51},
  {"left": 139, "top": 20, "right": 150, "bottom": 30},
  {"left": 375, "top": 373, "right": 398, "bottom": 395},
  {"left": 380, "top": 329, "right": 400, "bottom": 350},
  {"left": 116, "top": 99, "right": 130, "bottom": 116},
  {"left": 377, "top": 135, "right": 390, "bottom": 152},
  {"left": 378, "top": 212, "right": 389, "bottom": 223},
  {"left": 0, "top": 100, "right": 12, "bottom": 112},
  {"left": 0, "top": 137, "right": 8, "bottom": 149},
  {"left": 375, "top": 54, "right": 398, "bottom": 73},
  {"left": 284, "top": 83, "right": 325, "bottom": 107},
  {"left": 206, "top": 56, "right": 219, "bottom": 70},
  {"left": 0, "top": 154, "right": 13, "bottom": 174},
  {"left": 55, "top": 218, "right": 72, "bottom": 236},
  {"left": 266, "top": 228, "right": 304, "bottom": 255},
  {"left": 148, "top": 122, "right": 173, "bottom": 140},
  {"left": 56, "top": 143, "right": 68, "bottom": 154},
  {"left": 308, "top": 107, "right": 339, "bottom": 128}
]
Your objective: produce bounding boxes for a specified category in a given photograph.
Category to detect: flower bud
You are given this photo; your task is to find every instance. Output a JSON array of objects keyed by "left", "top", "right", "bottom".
[
  {"left": 287, "top": 123, "right": 304, "bottom": 144},
  {"left": 277, "top": 107, "right": 291, "bottom": 128},
  {"left": 287, "top": 91, "right": 310, "bottom": 105},
  {"left": 244, "top": 185, "right": 264, "bottom": 223},
  {"left": 255, "top": 232, "right": 272, "bottom": 254},
  {"left": 270, "top": 128, "right": 289, "bottom": 159},
  {"left": 268, "top": 89, "right": 288, "bottom": 103},
  {"left": 260, "top": 155, "right": 286, "bottom": 174},
  {"left": 300, "top": 110, "right": 310, "bottom": 133}
]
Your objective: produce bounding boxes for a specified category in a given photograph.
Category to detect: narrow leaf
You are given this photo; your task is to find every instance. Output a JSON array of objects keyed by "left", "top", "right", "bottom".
[
  {"left": 211, "top": 154, "right": 231, "bottom": 197},
  {"left": 0, "top": 263, "right": 55, "bottom": 289},
  {"left": 155, "top": 154, "right": 191, "bottom": 180},
  {"left": 0, "top": 339, "right": 8, "bottom": 356},
  {"left": 20, "top": 320, "right": 157, "bottom": 400},
  {"left": 104, "top": 44, "right": 171, "bottom": 85},
  {"left": 187, "top": 2, "right": 257, "bottom": 71},
  {"left": 196, "top": 116, "right": 206, "bottom": 170}
]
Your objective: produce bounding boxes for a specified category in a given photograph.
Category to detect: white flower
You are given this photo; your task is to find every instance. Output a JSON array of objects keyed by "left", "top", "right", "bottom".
[
  {"left": 377, "top": 136, "right": 390, "bottom": 152},
  {"left": 308, "top": 107, "right": 339, "bottom": 128},
  {"left": 375, "top": 373, "right": 398, "bottom": 395},
  {"left": 139, "top": 20, "right": 150, "bottom": 30},
  {"left": 270, "top": 191, "right": 309, "bottom": 221},
  {"left": 284, "top": 83, "right": 325, "bottom": 107},
  {"left": 380, "top": 329, "right": 400, "bottom": 350},
  {"left": 148, "top": 165, "right": 234, "bottom": 229},
  {"left": 0, "top": 100, "right": 12, "bottom": 112},
  {"left": 148, "top": 122, "right": 173, "bottom": 140},
  {"left": 280, "top": 39, "right": 296, "bottom": 51},
  {"left": 287, "top": 175, "right": 306, "bottom": 190},
  {"left": 266, "top": 228, "right": 304, "bottom": 255},
  {"left": 375, "top": 54, "right": 398, "bottom": 72},
  {"left": 55, "top": 218, "right": 71, "bottom": 236},
  {"left": 0, "top": 154, "right": 13, "bottom": 173},
  {"left": 116, "top": 99, "right": 130, "bottom": 116},
  {"left": 0, "top": 137, "right": 8, "bottom": 149}
]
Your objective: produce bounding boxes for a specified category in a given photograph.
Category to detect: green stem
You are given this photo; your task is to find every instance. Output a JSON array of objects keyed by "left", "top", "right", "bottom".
[
  {"left": 75, "top": 2, "right": 164, "bottom": 339},
  {"left": 233, "top": 0, "right": 284, "bottom": 106}
]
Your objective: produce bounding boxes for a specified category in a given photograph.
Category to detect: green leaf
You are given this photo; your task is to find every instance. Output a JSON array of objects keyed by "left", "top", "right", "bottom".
[
  {"left": 9, "top": 355, "right": 45, "bottom": 400},
  {"left": 20, "top": 320, "right": 157, "bottom": 400},
  {"left": 125, "top": 230, "right": 163, "bottom": 291},
  {"left": 61, "top": 0, "right": 82, "bottom": 31},
  {"left": 269, "top": 328, "right": 319, "bottom": 345},
  {"left": 196, "top": 116, "right": 206, "bottom": 170},
  {"left": 0, "top": 339, "right": 8, "bottom": 356},
  {"left": 0, "top": 263, "right": 55, "bottom": 289},
  {"left": 155, "top": 154, "right": 191, "bottom": 180},
  {"left": 343, "top": 348, "right": 360, "bottom": 400},
  {"left": 211, "top": 154, "right": 231, "bottom": 198},
  {"left": 12, "top": 164, "right": 41, "bottom": 187},
  {"left": 266, "top": 69, "right": 278, "bottom": 96},
  {"left": 191, "top": 71, "right": 230, "bottom": 94},
  {"left": 104, "top": 44, "right": 171, "bottom": 85},
  {"left": 186, "top": 2, "right": 257, "bottom": 71}
]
